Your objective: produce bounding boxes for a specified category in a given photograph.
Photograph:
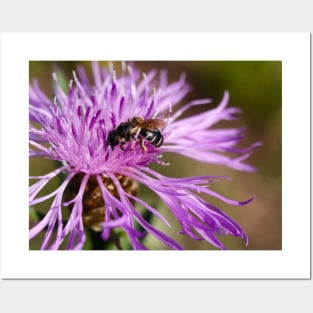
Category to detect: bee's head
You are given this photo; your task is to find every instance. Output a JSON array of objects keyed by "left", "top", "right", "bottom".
[{"left": 106, "top": 130, "right": 119, "bottom": 150}]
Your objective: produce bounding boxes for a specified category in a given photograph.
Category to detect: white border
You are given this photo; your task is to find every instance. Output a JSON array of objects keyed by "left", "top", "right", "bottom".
[{"left": 0, "top": 33, "right": 310, "bottom": 279}]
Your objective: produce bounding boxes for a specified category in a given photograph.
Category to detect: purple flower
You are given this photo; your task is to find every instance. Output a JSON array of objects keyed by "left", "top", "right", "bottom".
[{"left": 29, "top": 62, "right": 260, "bottom": 250}]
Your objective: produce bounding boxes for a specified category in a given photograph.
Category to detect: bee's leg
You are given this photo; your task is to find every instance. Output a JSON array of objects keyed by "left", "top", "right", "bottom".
[
  {"left": 131, "top": 140, "right": 136, "bottom": 150},
  {"left": 134, "top": 128, "right": 141, "bottom": 140},
  {"left": 120, "top": 140, "right": 125, "bottom": 150},
  {"left": 139, "top": 138, "right": 147, "bottom": 152},
  {"left": 130, "top": 128, "right": 141, "bottom": 150}
]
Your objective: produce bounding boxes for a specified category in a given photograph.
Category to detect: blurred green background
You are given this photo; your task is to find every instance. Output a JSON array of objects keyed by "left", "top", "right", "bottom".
[{"left": 29, "top": 61, "right": 281, "bottom": 250}]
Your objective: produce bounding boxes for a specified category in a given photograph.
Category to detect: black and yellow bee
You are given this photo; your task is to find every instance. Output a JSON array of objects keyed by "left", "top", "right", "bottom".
[{"left": 107, "top": 116, "right": 165, "bottom": 152}]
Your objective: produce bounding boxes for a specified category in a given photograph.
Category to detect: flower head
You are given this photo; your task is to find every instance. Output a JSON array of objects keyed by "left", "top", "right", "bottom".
[{"left": 29, "top": 62, "right": 260, "bottom": 250}]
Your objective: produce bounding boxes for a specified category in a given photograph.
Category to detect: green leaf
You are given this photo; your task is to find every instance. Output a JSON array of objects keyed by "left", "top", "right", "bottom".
[{"left": 29, "top": 206, "right": 39, "bottom": 223}]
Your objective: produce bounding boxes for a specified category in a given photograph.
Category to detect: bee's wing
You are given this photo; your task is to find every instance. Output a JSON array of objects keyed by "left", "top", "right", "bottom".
[{"left": 141, "top": 119, "right": 166, "bottom": 129}]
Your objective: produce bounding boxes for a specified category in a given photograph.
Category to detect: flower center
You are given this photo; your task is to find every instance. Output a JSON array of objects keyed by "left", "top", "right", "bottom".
[{"left": 65, "top": 173, "right": 138, "bottom": 231}]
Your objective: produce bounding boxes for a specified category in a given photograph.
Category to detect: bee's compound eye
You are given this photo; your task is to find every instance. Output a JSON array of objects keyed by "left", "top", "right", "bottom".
[{"left": 107, "top": 130, "right": 119, "bottom": 148}]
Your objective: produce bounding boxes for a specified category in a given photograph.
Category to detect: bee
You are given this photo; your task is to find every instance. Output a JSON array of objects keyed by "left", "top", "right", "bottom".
[{"left": 107, "top": 116, "right": 165, "bottom": 152}]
